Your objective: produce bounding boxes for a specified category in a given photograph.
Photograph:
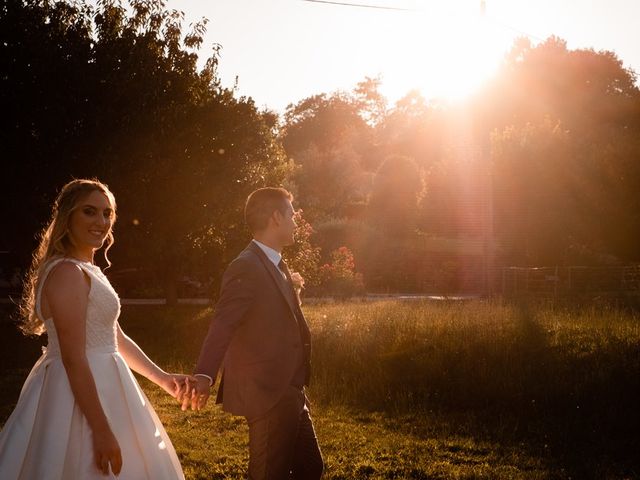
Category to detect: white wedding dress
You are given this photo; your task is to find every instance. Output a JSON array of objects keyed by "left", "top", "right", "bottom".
[{"left": 0, "top": 258, "right": 184, "bottom": 479}]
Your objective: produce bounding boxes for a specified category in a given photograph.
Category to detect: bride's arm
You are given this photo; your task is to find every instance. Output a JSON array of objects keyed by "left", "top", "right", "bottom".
[
  {"left": 116, "top": 322, "right": 189, "bottom": 397},
  {"left": 46, "top": 262, "right": 122, "bottom": 476}
]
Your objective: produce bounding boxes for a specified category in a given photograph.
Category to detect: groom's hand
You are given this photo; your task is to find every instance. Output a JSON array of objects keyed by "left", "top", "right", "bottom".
[
  {"left": 180, "top": 376, "right": 210, "bottom": 411},
  {"left": 164, "top": 374, "right": 194, "bottom": 399}
]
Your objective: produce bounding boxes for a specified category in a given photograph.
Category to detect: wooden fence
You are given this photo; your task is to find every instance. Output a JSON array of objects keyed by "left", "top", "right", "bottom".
[{"left": 501, "top": 265, "right": 640, "bottom": 298}]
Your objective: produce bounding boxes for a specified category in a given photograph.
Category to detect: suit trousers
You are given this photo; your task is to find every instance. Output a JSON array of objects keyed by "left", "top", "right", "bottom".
[{"left": 246, "top": 386, "right": 323, "bottom": 480}]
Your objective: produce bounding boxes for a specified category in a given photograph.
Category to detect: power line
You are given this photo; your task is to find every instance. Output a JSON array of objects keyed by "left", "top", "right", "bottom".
[
  {"left": 300, "top": 0, "right": 415, "bottom": 11},
  {"left": 301, "top": 0, "right": 544, "bottom": 43},
  {"left": 485, "top": 17, "right": 544, "bottom": 42}
]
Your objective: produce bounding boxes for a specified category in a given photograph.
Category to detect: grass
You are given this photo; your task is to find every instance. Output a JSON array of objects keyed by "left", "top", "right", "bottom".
[{"left": 1, "top": 300, "right": 639, "bottom": 479}]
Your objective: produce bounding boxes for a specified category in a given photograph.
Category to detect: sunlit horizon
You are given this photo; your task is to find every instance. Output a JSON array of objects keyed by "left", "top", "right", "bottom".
[{"left": 168, "top": 0, "right": 640, "bottom": 112}]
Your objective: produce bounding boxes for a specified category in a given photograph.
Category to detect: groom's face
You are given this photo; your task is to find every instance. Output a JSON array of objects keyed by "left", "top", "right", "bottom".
[{"left": 276, "top": 199, "right": 297, "bottom": 246}]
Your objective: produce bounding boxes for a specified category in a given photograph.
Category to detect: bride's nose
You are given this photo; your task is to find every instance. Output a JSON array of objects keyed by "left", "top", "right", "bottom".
[{"left": 96, "top": 214, "right": 110, "bottom": 226}]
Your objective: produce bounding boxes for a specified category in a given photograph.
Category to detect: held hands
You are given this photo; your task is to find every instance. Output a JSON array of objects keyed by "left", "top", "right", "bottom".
[
  {"left": 158, "top": 373, "right": 197, "bottom": 399},
  {"left": 176, "top": 376, "right": 211, "bottom": 411}
]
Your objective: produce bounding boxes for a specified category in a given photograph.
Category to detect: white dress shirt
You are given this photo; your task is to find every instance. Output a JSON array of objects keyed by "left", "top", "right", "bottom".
[{"left": 252, "top": 239, "right": 286, "bottom": 279}]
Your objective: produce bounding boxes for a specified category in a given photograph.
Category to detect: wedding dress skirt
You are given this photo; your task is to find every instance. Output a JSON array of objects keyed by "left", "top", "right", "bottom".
[{"left": 0, "top": 258, "right": 184, "bottom": 479}]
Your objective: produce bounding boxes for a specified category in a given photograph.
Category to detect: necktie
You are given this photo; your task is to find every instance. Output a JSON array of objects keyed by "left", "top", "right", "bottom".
[
  {"left": 279, "top": 259, "right": 302, "bottom": 306},
  {"left": 278, "top": 258, "right": 291, "bottom": 282}
]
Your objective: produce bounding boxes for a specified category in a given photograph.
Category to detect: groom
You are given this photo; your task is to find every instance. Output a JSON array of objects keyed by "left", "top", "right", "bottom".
[{"left": 184, "top": 187, "right": 324, "bottom": 479}]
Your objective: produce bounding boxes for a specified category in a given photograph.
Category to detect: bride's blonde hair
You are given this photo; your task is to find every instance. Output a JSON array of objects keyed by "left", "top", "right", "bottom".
[{"left": 18, "top": 179, "right": 117, "bottom": 335}]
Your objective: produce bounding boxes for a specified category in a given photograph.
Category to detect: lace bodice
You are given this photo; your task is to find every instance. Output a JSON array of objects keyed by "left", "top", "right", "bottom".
[{"left": 36, "top": 258, "right": 121, "bottom": 355}]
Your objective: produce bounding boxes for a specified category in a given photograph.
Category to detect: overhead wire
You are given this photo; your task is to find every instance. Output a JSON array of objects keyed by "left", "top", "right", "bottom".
[{"left": 300, "top": 0, "right": 545, "bottom": 42}]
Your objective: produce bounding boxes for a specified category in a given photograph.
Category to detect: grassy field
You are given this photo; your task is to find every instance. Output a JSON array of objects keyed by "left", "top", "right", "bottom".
[{"left": 1, "top": 300, "right": 639, "bottom": 479}]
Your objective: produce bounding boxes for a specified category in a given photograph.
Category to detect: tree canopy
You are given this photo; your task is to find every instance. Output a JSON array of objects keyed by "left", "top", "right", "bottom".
[
  {"left": 0, "top": 0, "right": 291, "bottom": 301},
  {"left": 2, "top": 0, "right": 639, "bottom": 295}
]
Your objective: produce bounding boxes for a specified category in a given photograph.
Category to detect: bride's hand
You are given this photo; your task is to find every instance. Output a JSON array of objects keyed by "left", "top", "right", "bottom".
[
  {"left": 92, "top": 426, "right": 122, "bottom": 476},
  {"left": 159, "top": 373, "right": 195, "bottom": 399}
]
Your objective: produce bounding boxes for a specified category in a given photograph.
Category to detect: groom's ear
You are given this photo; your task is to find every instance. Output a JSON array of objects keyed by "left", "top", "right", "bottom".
[{"left": 272, "top": 209, "right": 283, "bottom": 226}]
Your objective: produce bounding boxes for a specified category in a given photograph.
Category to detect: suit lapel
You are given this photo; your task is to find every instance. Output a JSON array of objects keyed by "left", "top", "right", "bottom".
[{"left": 246, "top": 241, "right": 300, "bottom": 318}]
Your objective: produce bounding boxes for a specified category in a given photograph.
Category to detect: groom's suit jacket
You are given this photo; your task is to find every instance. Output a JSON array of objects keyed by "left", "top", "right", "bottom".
[{"left": 195, "top": 241, "right": 311, "bottom": 419}]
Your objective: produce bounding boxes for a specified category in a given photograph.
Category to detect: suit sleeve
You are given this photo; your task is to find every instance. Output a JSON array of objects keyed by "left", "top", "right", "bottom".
[{"left": 194, "top": 257, "right": 257, "bottom": 381}]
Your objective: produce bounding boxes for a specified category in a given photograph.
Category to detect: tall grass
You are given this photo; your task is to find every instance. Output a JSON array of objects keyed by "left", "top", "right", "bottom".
[
  {"left": 304, "top": 300, "right": 640, "bottom": 477},
  {"left": 2, "top": 301, "right": 639, "bottom": 478},
  {"left": 306, "top": 300, "right": 640, "bottom": 415}
]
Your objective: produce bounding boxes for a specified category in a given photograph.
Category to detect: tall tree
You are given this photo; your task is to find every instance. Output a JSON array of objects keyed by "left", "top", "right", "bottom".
[
  {"left": 281, "top": 83, "right": 383, "bottom": 222},
  {"left": 478, "top": 36, "right": 640, "bottom": 133},
  {"left": 367, "top": 154, "right": 423, "bottom": 235},
  {"left": 0, "top": 0, "right": 291, "bottom": 302}
]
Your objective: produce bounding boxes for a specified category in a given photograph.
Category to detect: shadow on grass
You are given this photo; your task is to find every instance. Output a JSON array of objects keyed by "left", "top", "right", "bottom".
[
  {"left": 2, "top": 303, "right": 639, "bottom": 479},
  {"left": 316, "top": 300, "right": 640, "bottom": 479},
  {"left": 505, "top": 301, "right": 640, "bottom": 479}
]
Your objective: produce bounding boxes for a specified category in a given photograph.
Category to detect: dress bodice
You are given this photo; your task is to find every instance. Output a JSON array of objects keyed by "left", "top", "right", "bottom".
[{"left": 36, "top": 257, "right": 121, "bottom": 355}]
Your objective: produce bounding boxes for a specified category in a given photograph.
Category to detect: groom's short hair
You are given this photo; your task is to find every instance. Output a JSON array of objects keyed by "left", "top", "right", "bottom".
[{"left": 245, "top": 187, "right": 294, "bottom": 233}]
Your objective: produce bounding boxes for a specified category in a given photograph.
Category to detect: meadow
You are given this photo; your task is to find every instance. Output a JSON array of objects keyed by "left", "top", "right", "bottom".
[{"left": 1, "top": 300, "right": 639, "bottom": 479}]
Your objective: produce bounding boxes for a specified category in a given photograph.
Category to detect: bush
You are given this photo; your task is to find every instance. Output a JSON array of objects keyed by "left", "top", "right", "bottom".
[
  {"left": 315, "top": 247, "right": 365, "bottom": 299},
  {"left": 284, "top": 210, "right": 321, "bottom": 287}
]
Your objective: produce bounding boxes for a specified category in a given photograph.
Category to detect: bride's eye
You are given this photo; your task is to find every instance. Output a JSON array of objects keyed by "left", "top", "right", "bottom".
[{"left": 83, "top": 207, "right": 96, "bottom": 216}]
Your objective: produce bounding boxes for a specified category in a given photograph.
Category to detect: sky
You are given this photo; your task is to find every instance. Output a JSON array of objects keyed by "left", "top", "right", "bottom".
[{"left": 166, "top": 0, "right": 640, "bottom": 113}]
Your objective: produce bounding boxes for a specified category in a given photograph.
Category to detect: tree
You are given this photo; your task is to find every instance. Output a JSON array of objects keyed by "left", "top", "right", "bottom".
[
  {"left": 376, "top": 90, "right": 445, "bottom": 174},
  {"left": 480, "top": 37, "right": 640, "bottom": 265},
  {"left": 0, "top": 0, "right": 291, "bottom": 302},
  {"left": 479, "top": 36, "right": 640, "bottom": 133},
  {"left": 281, "top": 81, "right": 387, "bottom": 222},
  {"left": 367, "top": 155, "right": 423, "bottom": 235},
  {"left": 289, "top": 143, "right": 370, "bottom": 222},
  {"left": 491, "top": 118, "right": 574, "bottom": 264}
]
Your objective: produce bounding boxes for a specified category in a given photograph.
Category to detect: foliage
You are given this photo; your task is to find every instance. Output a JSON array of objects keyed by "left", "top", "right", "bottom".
[
  {"left": 367, "top": 154, "right": 424, "bottom": 235},
  {"left": 288, "top": 143, "right": 371, "bottom": 223},
  {"left": 480, "top": 36, "right": 640, "bottom": 132},
  {"left": 316, "top": 246, "right": 364, "bottom": 298},
  {"left": 491, "top": 117, "right": 574, "bottom": 264},
  {"left": 283, "top": 209, "right": 321, "bottom": 287},
  {"left": 3, "top": 1, "right": 640, "bottom": 296},
  {"left": 470, "top": 36, "right": 640, "bottom": 267},
  {"left": 281, "top": 79, "right": 385, "bottom": 222},
  {"left": 0, "top": 0, "right": 290, "bottom": 302}
]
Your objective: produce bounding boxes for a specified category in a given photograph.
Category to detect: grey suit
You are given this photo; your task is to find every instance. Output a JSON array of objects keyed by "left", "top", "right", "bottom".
[{"left": 195, "top": 241, "right": 322, "bottom": 479}]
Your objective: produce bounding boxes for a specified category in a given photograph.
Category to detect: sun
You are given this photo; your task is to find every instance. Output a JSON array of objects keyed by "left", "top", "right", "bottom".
[
  {"left": 426, "top": 31, "right": 500, "bottom": 101},
  {"left": 381, "top": 5, "right": 503, "bottom": 103}
]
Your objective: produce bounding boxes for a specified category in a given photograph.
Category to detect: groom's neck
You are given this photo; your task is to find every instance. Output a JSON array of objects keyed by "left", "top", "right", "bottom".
[{"left": 252, "top": 234, "right": 282, "bottom": 254}]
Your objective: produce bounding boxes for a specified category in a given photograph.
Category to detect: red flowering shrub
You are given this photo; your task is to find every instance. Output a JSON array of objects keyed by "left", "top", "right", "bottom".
[
  {"left": 284, "top": 210, "right": 321, "bottom": 286},
  {"left": 317, "top": 246, "right": 365, "bottom": 298}
]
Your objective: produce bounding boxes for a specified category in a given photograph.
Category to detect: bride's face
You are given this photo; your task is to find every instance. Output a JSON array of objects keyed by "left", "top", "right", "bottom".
[{"left": 67, "top": 190, "right": 115, "bottom": 254}]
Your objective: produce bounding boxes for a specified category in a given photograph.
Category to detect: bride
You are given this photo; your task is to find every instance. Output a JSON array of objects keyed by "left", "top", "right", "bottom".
[{"left": 0, "top": 179, "right": 188, "bottom": 479}]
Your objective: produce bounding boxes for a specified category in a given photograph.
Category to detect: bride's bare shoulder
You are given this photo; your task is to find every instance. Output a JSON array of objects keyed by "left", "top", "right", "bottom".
[{"left": 43, "top": 261, "right": 90, "bottom": 294}]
